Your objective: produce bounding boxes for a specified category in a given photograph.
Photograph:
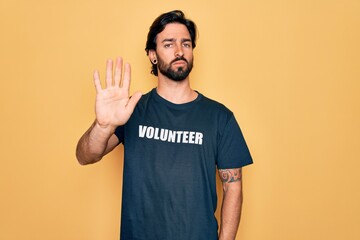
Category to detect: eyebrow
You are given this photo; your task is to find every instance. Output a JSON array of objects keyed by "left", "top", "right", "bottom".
[{"left": 161, "top": 38, "right": 192, "bottom": 43}]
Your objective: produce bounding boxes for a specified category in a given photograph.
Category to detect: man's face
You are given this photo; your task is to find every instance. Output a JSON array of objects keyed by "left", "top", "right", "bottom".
[{"left": 154, "top": 23, "right": 194, "bottom": 81}]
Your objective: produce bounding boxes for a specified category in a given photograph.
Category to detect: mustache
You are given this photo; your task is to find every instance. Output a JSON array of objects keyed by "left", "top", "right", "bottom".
[{"left": 171, "top": 57, "right": 188, "bottom": 64}]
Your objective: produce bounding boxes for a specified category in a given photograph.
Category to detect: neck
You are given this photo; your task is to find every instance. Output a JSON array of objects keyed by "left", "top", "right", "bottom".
[{"left": 156, "top": 75, "right": 198, "bottom": 104}]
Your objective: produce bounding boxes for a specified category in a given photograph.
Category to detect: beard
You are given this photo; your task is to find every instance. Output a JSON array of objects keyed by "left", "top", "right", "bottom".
[{"left": 157, "top": 55, "right": 193, "bottom": 81}]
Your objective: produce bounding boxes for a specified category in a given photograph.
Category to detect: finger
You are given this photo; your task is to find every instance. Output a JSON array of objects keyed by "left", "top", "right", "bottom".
[
  {"left": 126, "top": 91, "right": 142, "bottom": 111},
  {"left": 105, "top": 59, "right": 113, "bottom": 87},
  {"left": 122, "top": 62, "right": 131, "bottom": 90},
  {"left": 114, "top": 57, "right": 123, "bottom": 87},
  {"left": 93, "top": 70, "right": 102, "bottom": 93}
]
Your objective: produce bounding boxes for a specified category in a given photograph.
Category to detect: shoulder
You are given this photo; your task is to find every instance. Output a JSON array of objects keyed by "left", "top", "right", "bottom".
[
  {"left": 195, "top": 93, "right": 237, "bottom": 132},
  {"left": 198, "top": 93, "right": 233, "bottom": 117}
]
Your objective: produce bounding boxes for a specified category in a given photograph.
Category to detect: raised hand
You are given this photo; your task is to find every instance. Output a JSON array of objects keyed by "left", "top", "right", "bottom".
[{"left": 94, "top": 57, "right": 142, "bottom": 131}]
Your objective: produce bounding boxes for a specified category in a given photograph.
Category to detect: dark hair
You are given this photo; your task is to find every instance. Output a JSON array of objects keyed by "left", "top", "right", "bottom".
[{"left": 145, "top": 10, "right": 197, "bottom": 76}]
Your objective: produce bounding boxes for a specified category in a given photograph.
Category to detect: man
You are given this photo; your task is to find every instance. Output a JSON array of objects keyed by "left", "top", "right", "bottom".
[{"left": 76, "top": 10, "right": 253, "bottom": 240}]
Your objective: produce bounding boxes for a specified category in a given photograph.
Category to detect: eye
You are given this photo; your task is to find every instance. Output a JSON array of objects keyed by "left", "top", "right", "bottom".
[
  {"left": 183, "top": 43, "right": 191, "bottom": 48},
  {"left": 164, "top": 43, "right": 172, "bottom": 48}
]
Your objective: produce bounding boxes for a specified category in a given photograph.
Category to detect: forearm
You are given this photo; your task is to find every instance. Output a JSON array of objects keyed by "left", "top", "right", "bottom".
[
  {"left": 218, "top": 168, "right": 243, "bottom": 240},
  {"left": 219, "top": 185, "right": 243, "bottom": 240},
  {"left": 76, "top": 120, "right": 116, "bottom": 165}
]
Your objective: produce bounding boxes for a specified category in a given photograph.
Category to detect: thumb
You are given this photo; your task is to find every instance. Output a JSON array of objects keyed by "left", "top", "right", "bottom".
[{"left": 126, "top": 91, "right": 142, "bottom": 111}]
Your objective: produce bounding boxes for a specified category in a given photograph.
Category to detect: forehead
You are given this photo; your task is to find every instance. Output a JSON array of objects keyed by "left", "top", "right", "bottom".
[{"left": 156, "top": 23, "right": 191, "bottom": 42}]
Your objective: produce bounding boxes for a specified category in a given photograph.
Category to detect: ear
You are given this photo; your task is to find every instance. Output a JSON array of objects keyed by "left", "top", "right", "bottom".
[{"left": 148, "top": 50, "right": 157, "bottom": 63}]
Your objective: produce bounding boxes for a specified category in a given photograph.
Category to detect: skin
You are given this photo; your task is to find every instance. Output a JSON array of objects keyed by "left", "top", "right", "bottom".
[
  {"left": 148, "top": 23, "right": 198, "bottom": 103},
  {"left": 75, "top": 57, "right": 142, "bottom": 165},
  {"left": 218, "top": 168, "right": 243, "bottom": 240},
  {"left": 76, "top": 23, "right": 243, "bottom": 240}
]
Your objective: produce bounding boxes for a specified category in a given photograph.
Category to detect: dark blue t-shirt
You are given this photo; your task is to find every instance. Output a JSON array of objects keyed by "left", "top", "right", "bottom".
[{"left": 115, "top": 88, "right": 252, "bottom": 240}]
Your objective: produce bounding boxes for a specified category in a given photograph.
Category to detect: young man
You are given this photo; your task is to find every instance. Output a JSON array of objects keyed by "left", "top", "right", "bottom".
[{"left": 76, "top": 10, "right": 253, "bottom": 240}]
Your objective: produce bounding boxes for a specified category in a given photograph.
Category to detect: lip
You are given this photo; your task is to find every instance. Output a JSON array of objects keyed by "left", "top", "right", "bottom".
[{"left": 172, "top": 60, "right": 187, "bottom": 65}]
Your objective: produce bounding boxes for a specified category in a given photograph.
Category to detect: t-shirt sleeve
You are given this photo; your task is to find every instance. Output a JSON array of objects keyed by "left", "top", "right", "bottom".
[
  {"left": 114, "top": 125, "right": 125, "bottom": 145},
  {"left": 216, "top": 114, "right": 253, "bottom": 169}
]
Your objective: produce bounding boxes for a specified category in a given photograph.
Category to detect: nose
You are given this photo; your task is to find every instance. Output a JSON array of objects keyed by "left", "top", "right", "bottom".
[{"left": 175, "top": 44, "right": 184, "bottom": 57}]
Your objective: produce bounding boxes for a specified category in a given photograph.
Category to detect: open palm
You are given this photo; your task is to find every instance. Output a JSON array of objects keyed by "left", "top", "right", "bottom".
[{"left": 94, "top": 57, "right": 142, "bottom": 130}]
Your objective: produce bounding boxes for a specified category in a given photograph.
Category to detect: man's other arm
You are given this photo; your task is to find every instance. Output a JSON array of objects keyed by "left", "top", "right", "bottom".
[{"left": 218, "top": 168, "right": 243, "bottom": 240}]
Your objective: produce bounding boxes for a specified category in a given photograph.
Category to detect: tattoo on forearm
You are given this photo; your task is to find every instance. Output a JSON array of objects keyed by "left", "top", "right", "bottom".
[{"left": 218, "top": 168, "right": 242, "bottom": 183}]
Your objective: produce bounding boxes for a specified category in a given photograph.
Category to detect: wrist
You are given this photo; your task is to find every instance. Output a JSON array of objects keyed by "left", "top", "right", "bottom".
[{"left": 94, "top": 120, "right": 117, "bottom": 135}]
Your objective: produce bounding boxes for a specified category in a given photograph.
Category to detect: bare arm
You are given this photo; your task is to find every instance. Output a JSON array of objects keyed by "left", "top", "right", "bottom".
[
  {"left": 76, "top": 57, "right": 142, "bottom": 165},
  {"left": 218, "top": 168, "right": 243, "bottom": 240},
  {"left": 76, "top": 121, "right": 119, "bottom": 165}
]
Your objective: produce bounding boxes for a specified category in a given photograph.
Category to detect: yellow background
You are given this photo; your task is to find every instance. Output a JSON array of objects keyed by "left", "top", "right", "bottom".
[{"left": 1, "top": 0, "right": 359, "bottom": 239}]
